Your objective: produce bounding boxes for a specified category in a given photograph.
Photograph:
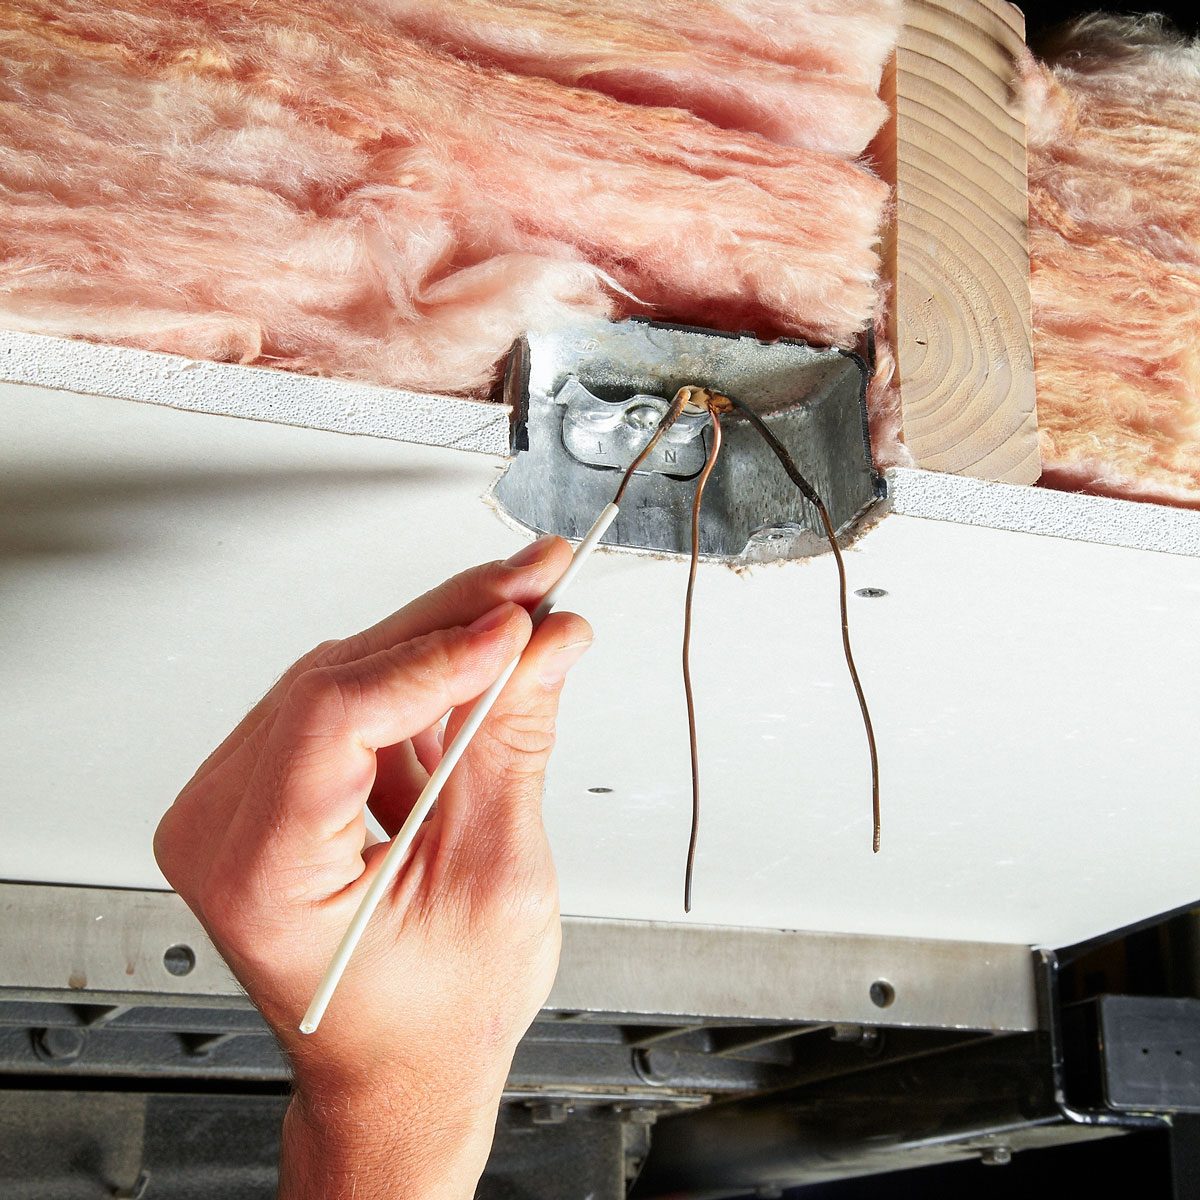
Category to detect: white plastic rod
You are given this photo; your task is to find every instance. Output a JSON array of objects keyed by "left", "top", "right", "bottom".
[{"left": 300, "top": 503, "right": 620, "bottom": 1034}]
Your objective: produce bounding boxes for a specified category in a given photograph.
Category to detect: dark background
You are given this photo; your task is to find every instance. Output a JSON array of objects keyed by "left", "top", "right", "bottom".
[
  {"left": 1023, "top": 2, "right": 1199, "bottom": 43},
  {"left": 786, "top": 1130, "right": 1174, "bottom": 1198},
  {"left": 779, "top": 6, "right": 1200, "bottom": 1190}
]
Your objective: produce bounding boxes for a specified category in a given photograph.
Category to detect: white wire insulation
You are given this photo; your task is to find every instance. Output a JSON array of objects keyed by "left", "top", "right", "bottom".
[
  {"left": 362, "top": 807, "right": 390, "bottom": 845},
  {"left": 300, "top": 503, "right": 620, "bottom": 1034}
]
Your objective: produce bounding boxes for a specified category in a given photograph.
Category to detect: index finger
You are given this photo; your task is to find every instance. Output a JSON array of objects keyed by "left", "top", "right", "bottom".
[
  {"left": 346, "top": 535, "right": 571, "bottom": 664},
  {"left": 204, "top": 535, "right": 572, "bottom": 770}
]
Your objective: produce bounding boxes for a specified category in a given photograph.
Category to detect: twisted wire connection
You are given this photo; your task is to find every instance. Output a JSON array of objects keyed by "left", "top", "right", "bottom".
[{"left": 612, "top": 388, "right": 690, "bottom": 506}]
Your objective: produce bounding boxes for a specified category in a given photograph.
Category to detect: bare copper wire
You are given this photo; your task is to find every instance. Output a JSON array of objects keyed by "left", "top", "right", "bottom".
[
  {"left": 612, "top": 387, "right": 690, "bottom": 507},
  {"left": 607, "top": 383, "right": 879, "bottom": 916},
  {"left": 608, "top": 385, "right": 721, "bottom": 912},
  {"left": 814, "top": 497, "right": 881, "bottom": 853},
  {"left": 721, "top": 394, "right": 881, "bottom": 855},
  {"left": 682, "top": 410, "right": 722, "bottom": 913}
]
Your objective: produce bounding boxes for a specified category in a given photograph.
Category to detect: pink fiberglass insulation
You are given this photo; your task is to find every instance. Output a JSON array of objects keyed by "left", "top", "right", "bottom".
[
  {"left": 0, "top": 0, "right": 897, "bottom": 400},
  {"left": 358, "top": 0, "right": 899, "bottom": 157},
  {"left": 1025, "top": 16, "right": 1200, "bottom": 507}
]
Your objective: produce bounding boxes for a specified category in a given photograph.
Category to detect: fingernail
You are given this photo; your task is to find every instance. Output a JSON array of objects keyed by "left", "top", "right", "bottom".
[
  {"left": 538, "top": 638, "right": 592, "bottom": 686},
  {"left": 468, "top": 601, "right": 517, "bottom": 634},
  {"left": 504, "top": 535, "right": 556, "bottom": 570}
]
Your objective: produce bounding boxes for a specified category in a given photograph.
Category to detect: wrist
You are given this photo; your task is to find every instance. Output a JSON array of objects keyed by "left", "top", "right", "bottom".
[{"left": 279, "top": 1077, "right": 504, "bottom": 1200}]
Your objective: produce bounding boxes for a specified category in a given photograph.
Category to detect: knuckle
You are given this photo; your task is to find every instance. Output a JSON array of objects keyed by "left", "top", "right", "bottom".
[
  {"left": 443, "top": 565, "right": 499, "bottom": 614},
  {"left": 286, "top": 631, "right": 369, "bottom": 682},
  {"left": 483, "top": 707, "right": 558, "bottom": 770},
  {"left": 507, "top": 702, "right": 559, "bottom": 757},
  {"left": 287, "top": 639, "right": 341, "bottom": 677},
  {"left": 399, "top": 627, "right": 463, "bottom": 705},
  {"left": 435, "top": 560, "right": 513, "bottom": 619},
  {"left": 308, "top": 638, "right": 346, "bottom": 668},
  {"left": 329, "top": 631, "right": 373, "bottom": 666},
  {"left": 418, "top": 625, "right": 462, "bottom": 674},
  {"left": 266, "top": 639, "right": 344, "bottom": 705},
  {"left": 284, "top": 665, "right": 354, "bottom": 735}
]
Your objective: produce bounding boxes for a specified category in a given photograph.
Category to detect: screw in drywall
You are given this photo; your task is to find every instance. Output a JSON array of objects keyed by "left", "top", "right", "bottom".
[
  {"left": 32, "top": 1026, "right": 86, "bottom": 1063},
  {"left": 980, "top": 1145, "right": 1013, "bottom": 1167},
  {"left": 855, "top": 587, "right": 888, "bottom": 599}
]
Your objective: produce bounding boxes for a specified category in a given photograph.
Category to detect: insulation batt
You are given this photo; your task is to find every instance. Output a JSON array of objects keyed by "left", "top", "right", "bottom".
[
  {"left": 358, "top": 0, "right": 898, "bottom": 157},
  {"left": 0, "top": 0, "right": 897, "bottom": 399},
  {"left": 1024, "top": 16, "right": 1200, "bottom": 507}
]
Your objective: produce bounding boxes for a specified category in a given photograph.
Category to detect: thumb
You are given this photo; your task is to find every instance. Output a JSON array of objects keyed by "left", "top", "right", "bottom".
[{"left": 438, "top": 611, "right": 592, "bottom": 858}]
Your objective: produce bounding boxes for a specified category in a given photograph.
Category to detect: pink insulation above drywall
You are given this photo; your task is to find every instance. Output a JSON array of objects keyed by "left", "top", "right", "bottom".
[
  {"left": 0, "top": 0, "right": 898, "bottom": 400},
  {"left": 1024, "top": 16, "right": 1200, "bottom": 508},
  {"left": 355, "top": 0, "right": 898, "bottom": 157}
]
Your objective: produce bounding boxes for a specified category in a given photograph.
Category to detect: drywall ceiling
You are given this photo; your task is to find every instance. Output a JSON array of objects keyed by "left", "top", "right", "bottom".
[{"left": 3, "top": 381, "right": 1198, "bottom": 948}]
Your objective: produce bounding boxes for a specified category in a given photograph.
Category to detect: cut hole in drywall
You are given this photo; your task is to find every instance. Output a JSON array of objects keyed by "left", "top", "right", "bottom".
[{"left": 493, "top": 322, "right": 881, "bottom": 562}]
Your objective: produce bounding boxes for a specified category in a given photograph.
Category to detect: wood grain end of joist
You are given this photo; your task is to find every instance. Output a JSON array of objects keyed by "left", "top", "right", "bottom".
[{"left": 883, "top": 0, "right": 1041, "bottom": 485}]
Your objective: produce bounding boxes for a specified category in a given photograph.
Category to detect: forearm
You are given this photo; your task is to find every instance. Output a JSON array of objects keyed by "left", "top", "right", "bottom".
[{"left": 279, "top": 1085, "right": 503, "bottom": 1200}]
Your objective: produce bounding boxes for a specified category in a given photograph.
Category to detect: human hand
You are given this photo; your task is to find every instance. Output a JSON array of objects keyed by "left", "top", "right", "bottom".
[{"left": 153, "top": 535, "right": 591, "bottom": 1198}]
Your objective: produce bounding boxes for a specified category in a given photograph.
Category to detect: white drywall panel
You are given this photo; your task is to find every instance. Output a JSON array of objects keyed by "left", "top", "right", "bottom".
[
  {"left": 889, "top": 467, "right": 1200, "bottom": 556},
  {"left": 0, "top": 329, "right": 510, "bottom": 455},
  {"left": 3, "top": 382, "right": 1198, "bottom": 948}
]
